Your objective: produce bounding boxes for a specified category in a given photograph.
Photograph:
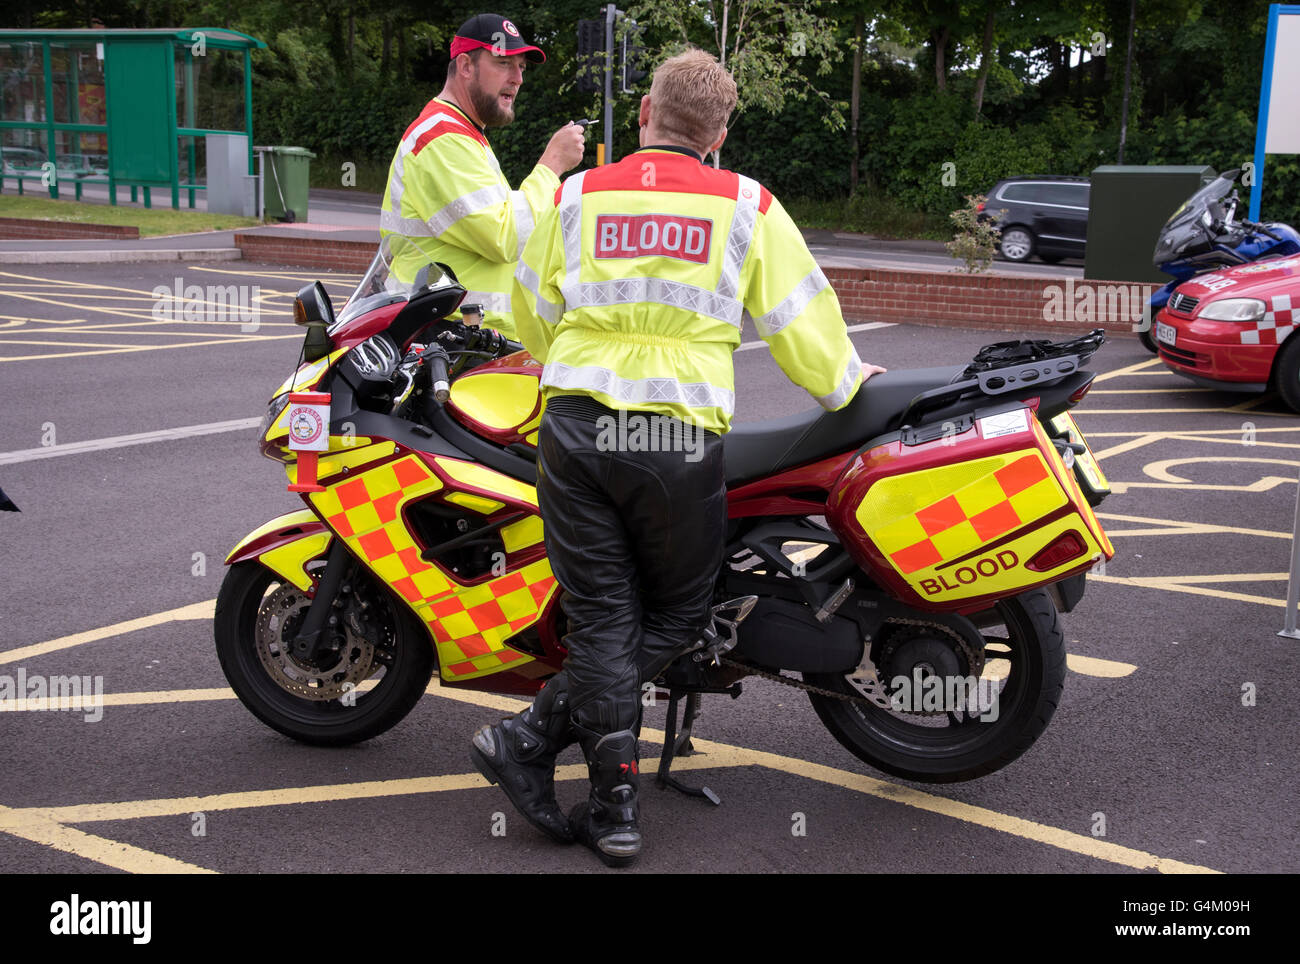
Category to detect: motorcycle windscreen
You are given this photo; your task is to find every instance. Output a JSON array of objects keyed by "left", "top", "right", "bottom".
[{"left": 832, "top": 406, "right": 1114, "bottom": 606}]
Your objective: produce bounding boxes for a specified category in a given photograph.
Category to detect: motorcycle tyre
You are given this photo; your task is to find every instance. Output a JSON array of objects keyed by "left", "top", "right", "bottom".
[
  {"left": 804, "top": 588, "right": 1065, "bottom": 784},
  {"left": 215, "top": 560, "right": 435, "bottom": 746}
]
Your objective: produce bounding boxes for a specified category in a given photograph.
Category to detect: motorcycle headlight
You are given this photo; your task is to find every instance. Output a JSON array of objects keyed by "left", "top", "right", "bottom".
[
  {"left": 1197, "top": 298, "right": 1266, "bottom": 322},
  {"left": 259, "top": 393, "right": 290, "bottom": 439}
]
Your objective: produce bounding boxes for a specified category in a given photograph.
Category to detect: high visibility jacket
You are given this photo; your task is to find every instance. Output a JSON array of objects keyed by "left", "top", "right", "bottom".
[
  {"left": 512, "top": 147, "right": 862, "bottom": 435},
  {"left": 379, "top": 97, "right": 558, "bottom": 338}
]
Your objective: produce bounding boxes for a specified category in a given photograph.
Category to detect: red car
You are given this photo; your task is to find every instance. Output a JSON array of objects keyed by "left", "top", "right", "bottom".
[{"left": 1155, "top": 254, "right": 1300, "bottom": 411}]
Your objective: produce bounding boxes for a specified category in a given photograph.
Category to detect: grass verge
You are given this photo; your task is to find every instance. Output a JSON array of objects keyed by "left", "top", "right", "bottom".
[{"left": 0, "top": 194, "right": 260, "bottom": 236}]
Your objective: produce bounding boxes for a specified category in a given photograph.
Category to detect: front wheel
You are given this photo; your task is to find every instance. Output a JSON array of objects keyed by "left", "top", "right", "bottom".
[
  {"left": 215, "top": 558, "right": 435, "bottom": 745},
  {"left": 1272, "top": 334, "right": 1300, "bottom": 413},
  {"left": 804, "top": 588, "right": 1065, "bottom": 783}
]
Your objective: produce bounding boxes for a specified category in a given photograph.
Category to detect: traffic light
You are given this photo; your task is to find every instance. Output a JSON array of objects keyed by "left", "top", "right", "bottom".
[
  {"left": 620, "top": 20, "right": 647, "bottom": 92},
  {"left": 577, "top": 19, "right": 604, "bottom": 94}
]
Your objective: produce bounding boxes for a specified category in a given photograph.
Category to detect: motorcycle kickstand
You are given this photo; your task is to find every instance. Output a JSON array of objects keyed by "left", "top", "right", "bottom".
[{"left": 656, "top": 689, "right": 721, "bottom": 806}]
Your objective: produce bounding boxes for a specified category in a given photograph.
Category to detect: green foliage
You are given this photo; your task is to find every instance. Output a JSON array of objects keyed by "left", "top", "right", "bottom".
[
  {"left": 5, "top": 0, "right": 1296, "bottom": 239},
  {"left": 945, "top": 193, "right": 1000, "bottom": 272}
]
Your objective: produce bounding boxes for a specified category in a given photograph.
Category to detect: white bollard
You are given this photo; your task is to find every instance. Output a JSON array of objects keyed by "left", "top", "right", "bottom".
[{"left": 1279, "top": 461, "right": 1300, "bottom": 639}]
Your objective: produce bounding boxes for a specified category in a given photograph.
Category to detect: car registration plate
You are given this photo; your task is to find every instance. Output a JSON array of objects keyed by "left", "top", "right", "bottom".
[{"left": 1155, "top": 321, "right": 1177, "bottom": 346}]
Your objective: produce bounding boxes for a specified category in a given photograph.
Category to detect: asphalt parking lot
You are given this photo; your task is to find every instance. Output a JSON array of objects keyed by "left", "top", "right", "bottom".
[{"left": 1, "top": 259, "right": 1297, "bottom": 875}]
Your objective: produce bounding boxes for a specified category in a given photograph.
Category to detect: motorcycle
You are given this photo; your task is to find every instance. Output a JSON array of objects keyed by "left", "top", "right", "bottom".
[
  {"left": 216, "top": 236, "right": 1114, "bottom": 786},
  {"left": 1140, "top": 168, "right": 1300, "bottom": 352}
]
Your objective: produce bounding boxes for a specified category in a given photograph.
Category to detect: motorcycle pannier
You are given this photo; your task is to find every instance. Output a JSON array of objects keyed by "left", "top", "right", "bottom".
[{"left": 827, "top": 403, "right": 1114, "bottom": 610}]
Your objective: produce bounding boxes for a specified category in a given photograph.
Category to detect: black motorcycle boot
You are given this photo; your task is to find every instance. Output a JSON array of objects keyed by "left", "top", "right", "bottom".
[
  {"left": 470, "top": 673, "right": 575, "bottom": 844},
  {"left": 568, "top": 726, "right": 641, "bottom": 868}
]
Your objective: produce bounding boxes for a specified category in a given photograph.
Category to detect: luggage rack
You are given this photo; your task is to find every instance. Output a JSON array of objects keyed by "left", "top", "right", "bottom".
[{"left": 897, "top": 329, "right": 1106, "bottom": 429}]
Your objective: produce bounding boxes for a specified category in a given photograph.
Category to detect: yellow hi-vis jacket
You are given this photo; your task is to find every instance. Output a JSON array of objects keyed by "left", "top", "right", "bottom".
[
  {"left": 511, "top": 147, "right": 862, "bottom": 435},
  {"left": 379, "top": 97, "right": 559, "bottom": 338}
]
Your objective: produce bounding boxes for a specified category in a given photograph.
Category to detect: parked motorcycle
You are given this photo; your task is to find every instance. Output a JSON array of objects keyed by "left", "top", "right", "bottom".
[
  {"left": 216, "top": 236, "right": 1114, "bottom": 786},
  {"left": 1140, "top": 168, "right": 1300, "bottom": 352}
]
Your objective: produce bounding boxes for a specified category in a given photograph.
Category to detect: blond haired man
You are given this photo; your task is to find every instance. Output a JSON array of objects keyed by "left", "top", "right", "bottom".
[{"left": 471, "top": 49, "right": 884, "bottom": 867}]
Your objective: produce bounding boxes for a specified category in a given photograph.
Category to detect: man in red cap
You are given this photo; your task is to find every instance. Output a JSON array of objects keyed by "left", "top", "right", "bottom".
[{"left": 380, "top": 13, "right": 586, "bottom": 337}]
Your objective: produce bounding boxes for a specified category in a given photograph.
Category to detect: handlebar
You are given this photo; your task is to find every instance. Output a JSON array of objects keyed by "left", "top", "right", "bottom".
[
  {"left": 425, "top": 345, "right": 451, "bottom": 403},
  {"left": 1242, "top": 219, "right": 1284, "bottom": 242}
]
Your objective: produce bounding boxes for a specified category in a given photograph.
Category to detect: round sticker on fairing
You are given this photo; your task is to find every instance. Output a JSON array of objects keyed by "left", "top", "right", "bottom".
[{"left": 502, "top": 19, "right": 521, "bottom": 37}]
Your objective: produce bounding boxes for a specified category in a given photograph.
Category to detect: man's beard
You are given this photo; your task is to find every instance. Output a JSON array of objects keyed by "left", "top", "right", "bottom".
[{"left": 469, "top": 72, "right": 514, "bottom": 128}]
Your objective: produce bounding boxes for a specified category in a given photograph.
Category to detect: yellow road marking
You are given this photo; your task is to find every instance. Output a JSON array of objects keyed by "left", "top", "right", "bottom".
[
  {"left": 1093, "top": 433, "right": 1163, "bottom": 461},
  {"left": 1090, "top": 388, "right": 1215, "bottom": 394},
  {"left": 1150, "top": 572, "right": 1287, "bottom": 584},
  {"left": 1143, "top": 456, "right": 1299, "bottom": 483},
  {"left": 1086, "top": 427, "right": 1300, "bottom": 436},
  {"left": 1109, "top": 478, "right": 1292, "bottom": 494},
  {"left": 1080, "top": 406, "right": 1292, "bottom": 416},
  {"left": 1066, "top": 654, "right": 1136, "bottom": 677},
  {"left": 1093, "top": 358, "right": 1164, "bottom": 383},
  {"left": 0, "top": 805, "right": 217, "bottom": 874},
  {"left": 686, "top": 740, "right": 1219, "bottom": 874},
  {"left": 1095, "top": 511, "right": 1290, "bottom": 540},
  {"left": 0, "top": 314, "right": 84, "bottom": 324},
  {"left": 0, "top": 333, "right": 301, "bottom": 362},
  {"left": 188, "top": 266, "right": 362, "bottom": 284},
  {"left": 5, "top": 711, "right": 1212, "bottom": 874},
  {"left": 1090, "top": 573, "right": 1284, "bottom": 608},
  {"left": 0, "top": 599, "right": 215, "bottom": 666}
]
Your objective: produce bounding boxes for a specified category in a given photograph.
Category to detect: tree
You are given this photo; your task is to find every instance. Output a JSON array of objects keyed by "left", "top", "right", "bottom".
[{"left": 628, "top": 0, "right": 845, "bottom": 166}]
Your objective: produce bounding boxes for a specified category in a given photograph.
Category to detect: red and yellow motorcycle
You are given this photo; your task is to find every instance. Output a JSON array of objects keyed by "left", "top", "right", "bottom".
[{"left": 216, "top": 237, "right": 1114, "bottom": 784}]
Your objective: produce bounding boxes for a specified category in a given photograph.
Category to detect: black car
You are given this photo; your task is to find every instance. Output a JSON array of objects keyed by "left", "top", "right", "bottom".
[{"left": 980, "top": 176, "right": 1090, "bottom": 264}]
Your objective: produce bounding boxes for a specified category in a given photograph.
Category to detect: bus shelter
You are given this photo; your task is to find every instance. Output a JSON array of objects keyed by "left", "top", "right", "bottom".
[{"left": 0, "top": 27, "right": 265, "bottom": 209}]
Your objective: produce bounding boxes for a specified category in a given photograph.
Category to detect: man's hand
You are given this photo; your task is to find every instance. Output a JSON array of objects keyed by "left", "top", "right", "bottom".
[
  {"left": 862, "top": 362, "right": 888, "bottom": 381},
  {"left": 540, "top": 122, "right": 586, "bottom": 176}
]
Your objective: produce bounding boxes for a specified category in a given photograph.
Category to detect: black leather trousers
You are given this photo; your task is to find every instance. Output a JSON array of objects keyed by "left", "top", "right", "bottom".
[{"left": 535, "top": 398, "right": 727, "bottom": 736}]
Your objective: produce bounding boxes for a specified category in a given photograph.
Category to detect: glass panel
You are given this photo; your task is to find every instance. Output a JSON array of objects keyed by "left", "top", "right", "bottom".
[
  {"left": 1, "top": 128, "right": 47, "bottom": 177},
  {"left": 177, "top": 134, "right": 207, "bottom": 185},
  {"left": 176, "top": 46, "right": 245, "bottom": 132},
  {"left": 0, "top": 42, "right": 46, "bottom": 123},
  {"left": 50, "top": 43, "right": 106, "bottom": 127}
]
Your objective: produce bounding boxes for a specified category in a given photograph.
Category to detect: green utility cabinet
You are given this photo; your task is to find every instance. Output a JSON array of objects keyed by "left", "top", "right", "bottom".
[
  {"left": 1085, "top": 165, "right": 1217, "bottom": 282},
  {"left": 256, "top": 145, "right": 315, "bottom": 222}
]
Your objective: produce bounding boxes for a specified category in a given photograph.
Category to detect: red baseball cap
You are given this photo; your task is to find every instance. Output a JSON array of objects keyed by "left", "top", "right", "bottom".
[{"left": 451, "top": 13, "right": 546, "bottom": 64}]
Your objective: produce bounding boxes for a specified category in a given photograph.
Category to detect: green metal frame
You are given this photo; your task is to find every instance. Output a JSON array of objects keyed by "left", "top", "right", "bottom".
[{"left": 0, "top": 28, "right": 266, "bottom": 209}]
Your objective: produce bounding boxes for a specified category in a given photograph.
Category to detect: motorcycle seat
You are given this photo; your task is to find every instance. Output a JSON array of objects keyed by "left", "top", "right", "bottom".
[{"left": 724, "top": 365, "right": 964, "bottom": 487}]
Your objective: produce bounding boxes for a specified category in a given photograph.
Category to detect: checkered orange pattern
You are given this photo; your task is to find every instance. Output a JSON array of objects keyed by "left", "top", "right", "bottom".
[
  {"left": 309, "top": 453, "right": 558, "bottom": 680},
  {"left": 877, "top": 453, "right": 1064, "bottom": 575}
]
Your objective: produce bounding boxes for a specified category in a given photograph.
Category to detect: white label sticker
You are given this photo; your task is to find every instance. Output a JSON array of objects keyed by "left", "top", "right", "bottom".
[{"left": 979, "top": 409, "right": 1030, "bottom": 439}]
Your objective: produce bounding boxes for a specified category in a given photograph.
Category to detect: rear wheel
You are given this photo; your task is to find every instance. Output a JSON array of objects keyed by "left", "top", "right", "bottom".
[
  {"left": 215, "top": 558, "right": 435, "bottom": 745},
  {"left": 998, "top": 227, "right": 1035, "bottom": 262},
  {"left": 804, "top": 588, "right": 1065, "bottom": 783}
]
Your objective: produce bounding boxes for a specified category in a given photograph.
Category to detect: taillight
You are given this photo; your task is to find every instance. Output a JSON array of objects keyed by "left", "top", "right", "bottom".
[
  {"left": 1069, "top": 375, "right": 1095, "bottom": 404},
  {"left": 1026, "top": 531, "right": 1087, "bottom": 572}
]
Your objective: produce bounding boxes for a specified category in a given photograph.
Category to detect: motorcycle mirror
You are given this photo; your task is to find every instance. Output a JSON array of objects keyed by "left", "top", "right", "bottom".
[{"left": 293, "top": 281, "right": 335, "bottom": 327}]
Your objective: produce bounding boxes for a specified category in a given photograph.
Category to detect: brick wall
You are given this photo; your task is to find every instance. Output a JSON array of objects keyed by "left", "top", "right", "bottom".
[
  {"left": 0, "top": 218, "right": 139, "bottom": 240},
  {"left": 824, "top": 267, "right": 1147, "bottom": 337},
  {"left": 229, "top": 234, "right": 1149, "bottom": 337},
  {"left": 233, "top": 233, "right": 375, "bottom": 271}
]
